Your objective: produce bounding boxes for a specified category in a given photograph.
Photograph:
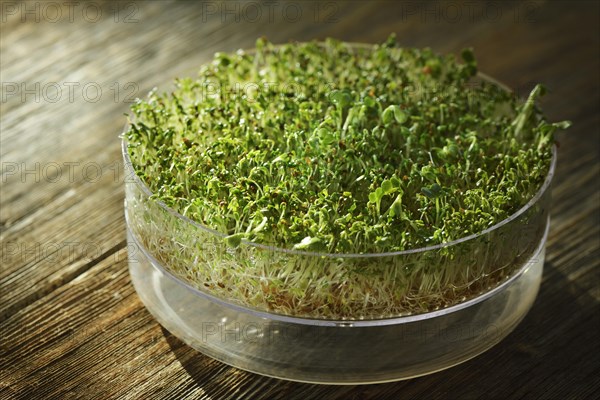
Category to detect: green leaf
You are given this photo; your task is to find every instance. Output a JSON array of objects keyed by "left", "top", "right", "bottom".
[
  {"left": 383, "top": 105, "right": 407, "bottom": 126},
  {"left": 444, "top": 144, "right": 459, "bottom": 157},
  {"left": 393, "top": 107, "right": 408, "bottom": 124},
  {"left": 315, "top": 127, "right": 336, "bottom": 145},
  {"left": 253, "top": 216, "right": 268, "bottom": 233},
  {"left": 225, "top": 233, "right": 246, "bottom": 248},
  {"left": 381, "top": 179, "right": 394, "bottom": 194},
  {"left": 421, "top": 183, "right": 442, "bottom": 198},
  {"left": 293, "top": 236, "right": 326, "bottom": 251},
  {"left": 382, "top": 106, "right": 395, "bottom": 125},
  {"left": 420, "top": 165, "right": 436, "bottom": 182},
  {"left": 368, "top": 192, "right": 378, "bottom": 204},
  {"left": 389, "top": 194, "right": 403, "bottom": 217},
  {"left": 363, "top": 95, "right": 376, "bottom": 108},
  {"left": 512, "top": 84, "right": 545, "bottom": 139},
  {"left": 421, "top": 187, "right": 435, "bottom": 198},
  {"left": 553, "top": 121, "right": 572, "bottom": 130},
  {"left": 330, "top": 89, "right": 352, "bottom": 108},
  {"left": 272, "top": 153, "right": 289, "bottom": 163}
]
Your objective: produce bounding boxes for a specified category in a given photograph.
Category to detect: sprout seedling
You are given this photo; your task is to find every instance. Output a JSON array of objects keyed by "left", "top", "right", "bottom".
[{"left": 124, "top": 35, "right": 570, "bottom": 319}]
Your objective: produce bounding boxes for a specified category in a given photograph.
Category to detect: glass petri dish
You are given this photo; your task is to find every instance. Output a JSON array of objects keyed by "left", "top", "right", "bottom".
[{"left": 121, "top": 45, "right": 555, "bottom": 383}]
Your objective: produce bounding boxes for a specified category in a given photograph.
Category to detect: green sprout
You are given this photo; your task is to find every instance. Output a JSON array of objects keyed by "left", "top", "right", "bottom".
[{"left": 124, "top": 35, "right": 570, "bottom": 319}]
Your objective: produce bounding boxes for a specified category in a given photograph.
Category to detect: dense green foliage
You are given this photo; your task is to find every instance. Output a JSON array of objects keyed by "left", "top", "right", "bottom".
[{"left": 126, "top": 35, "right": 568, "bottom": 254}]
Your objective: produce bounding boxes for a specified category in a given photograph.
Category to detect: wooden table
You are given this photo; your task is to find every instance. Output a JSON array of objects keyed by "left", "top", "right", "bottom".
[{"left": 2, "top": 1, "right": 598, "bottom": 398}]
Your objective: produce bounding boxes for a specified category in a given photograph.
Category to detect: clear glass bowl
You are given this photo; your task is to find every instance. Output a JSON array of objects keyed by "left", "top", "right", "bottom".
[
  {"left": 122, "top": 134, "right": 554, "bottom": 383},
  {"left": 121, "top": 48, "right": 555, "bottom": 382}
]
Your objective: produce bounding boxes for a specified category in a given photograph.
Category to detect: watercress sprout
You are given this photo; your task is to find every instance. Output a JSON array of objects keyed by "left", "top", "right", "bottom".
[{"left": 125, "top": 35, "right": 570, "bottom": 319}]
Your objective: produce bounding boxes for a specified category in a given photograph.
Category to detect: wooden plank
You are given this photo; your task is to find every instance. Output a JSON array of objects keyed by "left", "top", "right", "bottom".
[{"left": 1, "top": 1, "right": 599, "bottom": 399}]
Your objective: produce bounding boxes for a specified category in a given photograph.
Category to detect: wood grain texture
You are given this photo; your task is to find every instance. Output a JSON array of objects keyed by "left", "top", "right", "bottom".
[{"left": 1, "top": 1, "right": 598, "bottom": 399}]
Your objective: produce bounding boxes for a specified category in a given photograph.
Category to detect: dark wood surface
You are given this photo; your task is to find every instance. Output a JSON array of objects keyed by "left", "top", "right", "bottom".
[{"left": 1, "top": 1, "right": 599, "bottom": 399}]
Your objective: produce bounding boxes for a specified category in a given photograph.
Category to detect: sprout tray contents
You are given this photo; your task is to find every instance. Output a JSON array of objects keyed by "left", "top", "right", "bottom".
[{"left": 124, "top": 36, "right": 569, "bottom": 319}]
